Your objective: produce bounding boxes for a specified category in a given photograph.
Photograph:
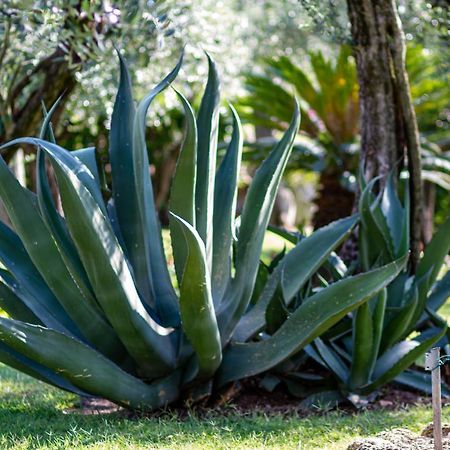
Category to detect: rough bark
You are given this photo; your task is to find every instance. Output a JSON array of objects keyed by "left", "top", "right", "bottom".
[{"left": 347, "top": 0, "right": 423, "bottom": 271}]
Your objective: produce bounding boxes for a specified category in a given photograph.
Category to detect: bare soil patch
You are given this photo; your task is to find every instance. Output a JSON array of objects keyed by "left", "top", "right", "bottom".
[{"left": 64, "top": 378, "right": 449, "bottom": 418}]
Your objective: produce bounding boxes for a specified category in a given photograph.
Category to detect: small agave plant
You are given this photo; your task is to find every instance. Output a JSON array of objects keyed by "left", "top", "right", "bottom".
[
  {"left": 294, "top": 175, "right": 450, "bottom": 402},
  {"left": 0, "top": 52, "right": 405, "bottom": 410}
]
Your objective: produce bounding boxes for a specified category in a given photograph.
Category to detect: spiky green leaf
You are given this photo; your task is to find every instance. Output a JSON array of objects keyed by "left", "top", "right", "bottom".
[
  {"left": 171, "top": 214, "right": 222, "bottom": 379},
  {"left": 218, "top": 257, "right": 406, "bottom": 385},
  {"left": 212, "top": 105, "right": 243, "bottom": 304},
  {"left": 169, "top": 90, "right": 197, "bottom": 286}
]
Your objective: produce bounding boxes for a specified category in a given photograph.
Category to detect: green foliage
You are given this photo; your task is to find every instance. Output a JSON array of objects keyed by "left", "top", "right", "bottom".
[
  {"left": 239, "top": 47, "right": 358, "bottom": 136},
  {"left": 305, "top": 176, "right": 450, "bottom": 400},
  {"left": 407, "top": 45, "right": 450, "bottom": 141},
  {"left": 239, "top": 44, "right": 449, "bottom": 192},
  {"left": 238, "top": 46, "right": 359, "bottom": 171},
  {"left": 0, "top": 53, "right": 406, "bottom": 410}
]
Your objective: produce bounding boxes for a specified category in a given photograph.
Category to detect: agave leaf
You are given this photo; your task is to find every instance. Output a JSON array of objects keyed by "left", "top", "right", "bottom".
[
  {"left": 218, "top": 101, "right": 300, "bottom": 342},
  {"left": 0, "top": 341, "right": 88, "bottom": 396},
  {"left": 325, "top": 252, "right": 348, "bottom": 280},
  {"left": 72, "top": 147, "right": 102, "bottom": 189},
  {"left": 305, "top": 344, "right": 327, "bottom": 368},
  {"left": 371, "top": 192, "right": 396, "bottom": 259},
  {"left": 267, "top": 225, "right": 301, "bottom": 244},
  {"left": 369, "top": 288, "right": 387, "bottom": 375},
  {"left": 0, "top": 270, "right": 41, "bottom": 324},
  {"left": 195, "top": 53, "right": 220, "bottom": 270},
  {"left": 232, "top": 264, "right": 281, "bottom": 342},
  {"left": 233, "top": 215, "right": 357, "bottom": 342},
  {"left": 0, "top": 221, "right": 76, "bottom": 333},
  {"left": 282, "top": 215, "right": 357, "bottom": 302},
  {"left": 249, "top": 262, "right": 270, "bottom": 306},
  {"left": 350, "top": 288, "right": 387, "bottom": 389},
  {"left": 169, "top": 90, "right": 197, "bottom": 286},
  {"left": 424, "top": 307, "right": 449, "bottom": 332},
  {"left": 36, "top": 174, "right": 99, "bottom": 314},
  {"left": 416, "top": 214, "right": 450, "bottom": 292},
  {"left": 359, "top": 179, "right": 393, "bottom": 268},
  {"left": 108, "top": 52, "right": 146, "bottom": 290},
  {"left": 0, "top": 317, "right": 181, "bottom": 410},
  {"left": 381, "top": 173, "right": 404, "bottom": 255},
  {"left": 268, "top": 246, "right": 287, "bottom": 272},
  {"left": 109, "top": 52, "right": 181, "bottom": 325},
  {"left": 314, "top": 338, "right": 348, "bottom": 384},
  {"left": 349, "top": 301, "right": 374, "bottom": 388},
  {"left": 381, "top": 284, "right": 418, "bottom": 351},
  {"left": 412, "top": 269, "right": 434, "bottom": 330},
  {"left": 395, "top": 370, "right": 450, "bottom": 397},
  {"left": 362, "top": 326, "right": 447, "bottom": 393},
  {"left": 397, "top": 181, "right": 410, "bottom": 259},
  {"left": 38, "top": 100, "right": 99, "bottom": 311},
  {"left": 259, "top": 373, "right": 281, "bottom": 392},
  {"left": 132, "top": 55, "right": 183, "bottom": 326},
  {"left": 0, "top": 142, "right": 119, "bottom": 358},
  {"left": 268, "top": 225, "right": 348, "bottom": 279},
  {"left": 11, "top": 138, "right": 176, "bottom": 377},
  {"left": 426, "top": 271, "right": 450, "bottom": 315},
  {"left": 211, "top": 105, "right": 243, "bottom": 304},
  {"left": 36, "top": 143, "right": 101, "bottom": 315},
  {"left": 171, "top": 214, "right": 222, "bottom": 379},
  {"left": 217, "top": 257, "right": 406, "bottom": 385},
  {"left": 39, "top": 98, "right": 59, "bottom": 143},
  {"left": 265, "top": 281, "right": 288, "bottom": 335}
]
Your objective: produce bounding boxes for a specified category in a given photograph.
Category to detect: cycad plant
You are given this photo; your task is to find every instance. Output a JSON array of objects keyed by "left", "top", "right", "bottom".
[
  {"left": 0, "top": 52, "right": 405, "bottom": 410},
  {"left": 238, "top": 46, "right": 359, "bottom": 228}
]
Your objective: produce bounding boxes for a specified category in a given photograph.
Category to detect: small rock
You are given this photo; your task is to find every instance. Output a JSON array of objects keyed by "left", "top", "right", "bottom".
[
  {"left": 421, "top": 422, "right": 450, "bottom": 438},
  {"left": 348, "top": 427, "right": 450, "bottom": 450},
  {"left": 347, "top": 436, "right": 401, "bottom": 450}
]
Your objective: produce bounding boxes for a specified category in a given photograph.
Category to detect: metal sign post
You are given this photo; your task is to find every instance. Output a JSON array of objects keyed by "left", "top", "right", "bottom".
[{"left": 425, "top": 347, "right": 443, "bottom": 450}]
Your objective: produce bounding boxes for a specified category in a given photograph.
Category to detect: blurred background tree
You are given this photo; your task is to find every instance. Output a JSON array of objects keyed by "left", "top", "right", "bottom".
[{"left": 0, "top": 0, "right": 448, "bottom": 235}]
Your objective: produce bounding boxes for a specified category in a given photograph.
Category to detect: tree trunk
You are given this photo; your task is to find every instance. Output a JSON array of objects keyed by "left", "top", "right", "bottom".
[
  {"left": 422, "top": 181, "right": 435, "bottom": 244},
  {"left": 346, "top": 0, "right": 423, "bottom": 271},
  {"left": 0, "top": 48, "right": 77, "bottom": 163},
  {"left": 155, "top": 144, "right": 180, "bottom": 226},
  {"left": 313, "top": 169, "right": 355, "bottom": 229}
]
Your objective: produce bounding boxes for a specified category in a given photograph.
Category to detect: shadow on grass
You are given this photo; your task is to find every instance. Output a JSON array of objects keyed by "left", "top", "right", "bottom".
[{"left": 0, "top": 408, "right": 429, "bottom": 449}]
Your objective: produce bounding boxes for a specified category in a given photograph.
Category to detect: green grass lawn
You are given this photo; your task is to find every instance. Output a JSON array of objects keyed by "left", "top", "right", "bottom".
[{"left": 0, "top": 364, "right": 448, "bottom": 450}]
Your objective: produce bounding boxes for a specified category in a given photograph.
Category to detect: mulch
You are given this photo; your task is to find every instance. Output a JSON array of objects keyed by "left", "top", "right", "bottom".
[{"left": 64, "top": 377, "right": 449, "bottom": 418}]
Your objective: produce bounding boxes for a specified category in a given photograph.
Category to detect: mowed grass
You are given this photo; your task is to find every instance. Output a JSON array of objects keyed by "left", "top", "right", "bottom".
[{"left": 1, "top": 364, "right": 449, "bottom": 450}]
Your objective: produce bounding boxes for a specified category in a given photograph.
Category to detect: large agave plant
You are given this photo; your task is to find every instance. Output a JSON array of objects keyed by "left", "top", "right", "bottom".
[{"left": 0, "top": 52, "right": 405, "bottom": 410}]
